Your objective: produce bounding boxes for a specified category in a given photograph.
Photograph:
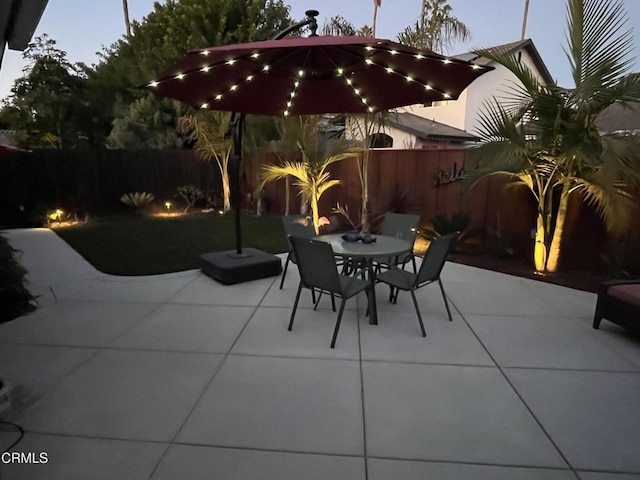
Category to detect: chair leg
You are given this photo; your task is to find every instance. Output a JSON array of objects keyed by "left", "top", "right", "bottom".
[
  {"left": 288, "top": 283, "right": 303, "bottom": 331},
  {"left": 593, "top": 297, "right": 603, "bottom": 329},
  {"left": 438, "top": 277, "right": 453, "bottom": 321},
  {"left": 313, "top": 291, "right": 322, "bottom": 311},
  {"left": 312, "top": 291, "right": 336, "bottom": 312},
  {"left": 389, "top": 286, "right": 399, "bottom": 304},
  {"left": 279, "top": 255, "right": 291, "bottom": 289},
  {"left": 410, "top": 255, "right": 417, "bottom": 274},
  {"left": 330, "top": 299, "right": 347, "bottom": 348},
  {"left": 410, "top": 290, "right": 426, "bottom": 337}
]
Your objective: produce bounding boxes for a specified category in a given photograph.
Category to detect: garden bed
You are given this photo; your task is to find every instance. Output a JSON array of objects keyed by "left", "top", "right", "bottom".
[{"left": 447, "top": 251, "right": 605, "bottom": 293}]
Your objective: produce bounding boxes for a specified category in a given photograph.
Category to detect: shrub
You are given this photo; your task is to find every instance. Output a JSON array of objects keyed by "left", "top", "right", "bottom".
[
  {"left": 421, "top": 212, "right": 483, "bottom": 252},
  {"left": 120, "top": 192, "right": 155, "bottom": 211},
  {"left": 0, "top": 233, "right": 37, "bottom": 324},
  {"left": 176, "top": 185, "right": 204, "bottom": 213}
]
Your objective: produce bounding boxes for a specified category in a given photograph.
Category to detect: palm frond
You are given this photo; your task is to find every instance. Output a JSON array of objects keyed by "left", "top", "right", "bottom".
[
  {"left": 573, "top": 172, "right": 637, "bottom": 233},
  {"left": 260, "top": 161, "right": 309, "bottom": 185},
  {"left": 316, "top": 179, "right": 341, "bottom": 196},
  {"left": 566, "top": 0, "right": 634, "bottom": 91},
  {"left": 600, "top": 134, "right": 640, "bottom": 186}
]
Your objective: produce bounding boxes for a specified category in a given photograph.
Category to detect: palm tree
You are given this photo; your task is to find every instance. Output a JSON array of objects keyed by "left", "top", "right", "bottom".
[
  {"left": 372, "top": 0, "right": 381, "bottom": 37},
  {"left": 396, "top": 0, "right": 470, "bottom": 53},
  {"left": 321, "top": 15, "right": 357, "bottom": 36},
  {"left": 178, "top": 111, "right": 233, "bottom": 213},
  {"left": 260, "top": 128, "right": 361, "bottom": 234},
  {"left": 468, "top": 0, "right": 640, "bottom": 273},
  {"left": 345, "top": 111, "right": 390, "bottom": 233},
  {"left": 122, "top": 0, "right": 131, "bottom": 37}
]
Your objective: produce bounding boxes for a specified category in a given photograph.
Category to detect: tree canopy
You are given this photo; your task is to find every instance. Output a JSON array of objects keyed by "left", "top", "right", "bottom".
[
  {"left": 2, "top": 0, "right": 292, "bottom": 149},
  {"left": 1, "top": 35, "right": 95, "bottom": 148}
]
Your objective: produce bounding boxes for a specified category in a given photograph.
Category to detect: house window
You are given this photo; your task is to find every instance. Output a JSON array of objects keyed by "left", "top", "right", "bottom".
[
  {"left": 370, "top": 133, "right": 393, "bottom": 148},
  {"left": 425, "top": 100, "right": 449, "bottom": 107}
]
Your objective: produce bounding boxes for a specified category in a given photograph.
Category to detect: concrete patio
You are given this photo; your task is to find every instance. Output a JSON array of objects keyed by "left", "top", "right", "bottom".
[{"left": 1, "top": 228, "right": 639, "bottom": 480}]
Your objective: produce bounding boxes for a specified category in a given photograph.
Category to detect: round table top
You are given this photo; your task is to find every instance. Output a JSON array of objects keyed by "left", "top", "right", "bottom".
[{"left": 314, "top": 233, "right": 411, "bottom": 259}]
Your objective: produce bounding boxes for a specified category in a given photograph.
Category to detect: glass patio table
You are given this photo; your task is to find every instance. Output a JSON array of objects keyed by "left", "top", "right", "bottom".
[{"left": 314, "top": 233, "right": 412, "bottom": 325}]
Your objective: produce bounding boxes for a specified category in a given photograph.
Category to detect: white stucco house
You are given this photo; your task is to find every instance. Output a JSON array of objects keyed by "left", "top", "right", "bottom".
[
  {"left": 378, "top": 112, "right": 478, "bottom": 149},
  {"left": 385, "top": 39, "right": 554, "bottom": 147}
]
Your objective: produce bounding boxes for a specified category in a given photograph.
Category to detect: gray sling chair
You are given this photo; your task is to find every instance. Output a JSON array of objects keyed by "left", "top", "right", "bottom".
[
  {"left": 377, "top": 212, "right": 420, "bottom": 273},
  {"left": 288, "top": 236, "right": 371, "bottom": 348},
  {"left": 280, "top": 215, "right": 316, "bottom": 290},
  {"left": 376, "top": 232, "right": 458, "bottom": 337}
]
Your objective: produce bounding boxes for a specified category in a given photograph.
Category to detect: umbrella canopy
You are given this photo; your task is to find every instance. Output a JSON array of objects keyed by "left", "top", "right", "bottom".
[
  {"left": 0, "top": 143, "right": 27, "bottom": 159},
  {"left": 148, "top": 35, "right": 493, "bottom": 116}
]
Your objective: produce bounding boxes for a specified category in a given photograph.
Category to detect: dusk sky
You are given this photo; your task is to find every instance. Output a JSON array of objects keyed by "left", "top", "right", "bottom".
[{"left": 2, "top": 0, "right": 640, "bottom": 102}]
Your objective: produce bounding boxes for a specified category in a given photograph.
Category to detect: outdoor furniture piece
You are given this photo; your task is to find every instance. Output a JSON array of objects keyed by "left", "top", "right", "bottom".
[
  {"left": 378, "top": 212, "right": 420, "bottom": 272},
  {"left": 376, "top": 233, "right": 458, "bottom": 337},
  {"left": 314, "top": 233, "right": 412, "bottom": 325},
  {"left": 288, "top": 236, "right": 370, "bottom": 348},
  {"left": 280, "top": 215, "right": 316, "bottom": 289},
  {"left": 593, "top": 279, "right": 640, "bottom": 335}
]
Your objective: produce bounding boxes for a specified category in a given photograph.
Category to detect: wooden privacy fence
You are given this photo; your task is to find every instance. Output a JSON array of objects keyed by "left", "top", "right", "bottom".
[
  {"left": 260, "top": 148, "right": 538, "bottom": 254},
  {"left": 0, "top": 149, "right": 218, "bottom": 226},
  {"left": 260, "top": 148, "right": 640, "bottom": 271},
  {"left": 2, "top": 147, "right": 638, "bottom": 270}
]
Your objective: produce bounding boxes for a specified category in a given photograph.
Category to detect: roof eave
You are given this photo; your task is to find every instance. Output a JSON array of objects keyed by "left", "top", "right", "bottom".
[
  {"left": 0, "top": 0, "right": 49, "bottom": 67},
  {"left": 473, "top": 39, "right": 555, "bottom": 85}
]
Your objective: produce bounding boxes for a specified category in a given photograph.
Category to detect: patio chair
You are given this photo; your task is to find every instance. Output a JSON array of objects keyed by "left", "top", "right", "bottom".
[
  {"left": 280, "top": 215, "right": 316, "bottom": 289},
  {"left": 377, "top": 212, "right": 420, "bottom": 273},
  {"left": 376, "top": 232, "right": 458, "bottom": 337},
  {"left": 593, "top": 279, "right": 640, "bottom": 335},
  {"left": 288, "top": 236, "right": 370, "bottom": 348}
]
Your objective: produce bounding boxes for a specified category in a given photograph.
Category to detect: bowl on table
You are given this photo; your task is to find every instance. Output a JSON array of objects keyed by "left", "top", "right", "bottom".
[{"left": 341, "top": 231, "right": 361, "bottom": 242}]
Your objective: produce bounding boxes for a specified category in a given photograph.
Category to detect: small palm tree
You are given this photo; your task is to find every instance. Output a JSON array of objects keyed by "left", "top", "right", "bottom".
[
  {"left": 346, "top": 111, "right": 390, "bottom": 233},
  {"left": 468, "top": 0, "right": 640, "bottom": 273},
  {"left": 260, "top": 131, "right": 361, "bottom": 234}
]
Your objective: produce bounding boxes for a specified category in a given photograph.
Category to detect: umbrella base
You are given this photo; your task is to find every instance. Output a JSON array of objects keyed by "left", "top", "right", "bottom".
[{"left": 199, "top": 248, "right": 282, "bottom": 285}]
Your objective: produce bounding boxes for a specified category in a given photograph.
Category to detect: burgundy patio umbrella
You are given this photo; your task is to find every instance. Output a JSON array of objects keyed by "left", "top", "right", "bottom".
[
  {"left": 148, "top": 14, "right": 492, "bottom": 283},
  {"left": 148, "top": 35, "right": 492, "bottom": 116}
]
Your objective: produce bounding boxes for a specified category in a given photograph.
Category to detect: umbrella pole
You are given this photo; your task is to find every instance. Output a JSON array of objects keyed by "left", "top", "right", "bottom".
[
  {"left": 225, "top": 10, "right": 319, "bottom": 256},
  {"left": 228, "top": 113, "right": 245, "bottom": 256},
  {"left": 200, "top": 112, "right": 280, "bottom": 284}
]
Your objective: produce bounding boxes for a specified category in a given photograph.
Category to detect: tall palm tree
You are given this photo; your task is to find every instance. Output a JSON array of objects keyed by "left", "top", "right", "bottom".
[
  {"left": 468, "top": 0, "right": 640, "bottom": 273},
  {"left": 178, "top": 111, "right": 233, "bottom": 213},
  {"left": 396, "top": 0, "right": 470, "bottom": 53},
  {"left": 122, "top": 0, "right": 131, "bottom": 37},
  {"left": 372, "top": 0, "right": 381, "bottom": 37}
]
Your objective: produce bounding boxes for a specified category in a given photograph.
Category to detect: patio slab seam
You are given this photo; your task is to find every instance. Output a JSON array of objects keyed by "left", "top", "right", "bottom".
[
  {"left": 495, "top": 365, "right": 640, "bottom": 374},
  {"left": 1, "top": 429, "right": 172, "bottom": 447},
  {"left": 148, "top": 279, "right": 279, "bottom": 478},
  {"left": 171, "top": 440, "right": 367, "bottom": 460},
  {"left": 103, "top": 303, "right": 169, "bottom": 349},
  {"left": 365, "top": 454, "right": 579, "bottom": 473},
  {"left": 356, "top": 301, "right": 370, "bottom": 480},
  {"left": 456, "top": 309, "right": 580, "bottom": 477}
]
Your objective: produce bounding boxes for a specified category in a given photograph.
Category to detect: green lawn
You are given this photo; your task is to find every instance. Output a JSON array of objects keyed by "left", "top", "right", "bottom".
[{"left": 55, "top": 213, "right": 288, "bottom": 276}]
